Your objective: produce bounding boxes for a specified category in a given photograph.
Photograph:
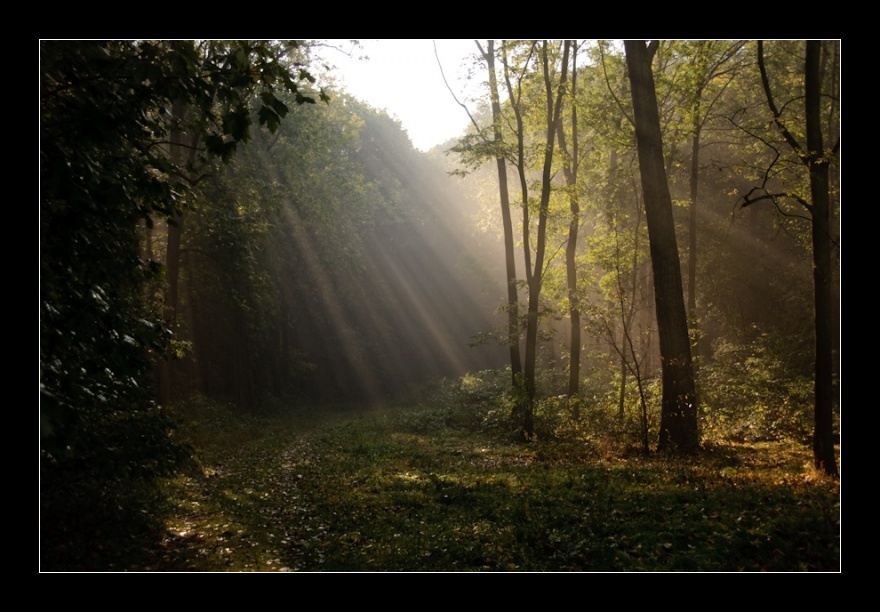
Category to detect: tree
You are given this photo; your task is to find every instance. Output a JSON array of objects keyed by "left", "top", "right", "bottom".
[
  {"left": 665, "top": 41, "right": 746, "bottom": 360},
  {"left": 578, "top": 41, "right": 652, "bottom": 427},
  {"left": 555, "top": 41, "right": 584, "bottom": 412},
  {"left": 503, "top": 40, "right": 570, "bottom": 437},
  {"left": 178, "top": 89, "right": 506, "bottom": 406},
  {"left": 744, "top": 40, "right": 839, "bottom": 477},
  {"left": 624, "top": 40, "right": 699, "bottom": 452},
  {"left": 477, "top": 40, "right": 524, "bottom": 387},
  {"left": 145, "top": 40, "right": 326, "bottom": 405},
  {"left": 450, "top": 40, "right": 570, "bottom": 438},
  {"left": 40, "top": 39, "right": 324, "bottom": 568}
]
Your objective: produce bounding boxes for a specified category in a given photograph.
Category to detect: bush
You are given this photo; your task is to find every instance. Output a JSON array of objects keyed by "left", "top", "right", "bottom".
[{"left": 700, "top": 335, "right": 816, "bottom": 443}]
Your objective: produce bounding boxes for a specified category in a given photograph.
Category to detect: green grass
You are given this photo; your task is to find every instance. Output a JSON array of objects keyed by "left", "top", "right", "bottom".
[{"left": 131, "top": 393, "right": 839, "bottom": 572}]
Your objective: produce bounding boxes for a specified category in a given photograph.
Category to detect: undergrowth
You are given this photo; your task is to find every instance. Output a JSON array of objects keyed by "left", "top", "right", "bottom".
[{"left": 101, "top": 370, "right": 842, "bottom": 572}]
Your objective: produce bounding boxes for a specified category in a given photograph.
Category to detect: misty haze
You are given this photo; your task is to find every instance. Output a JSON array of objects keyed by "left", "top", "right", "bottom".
[{"left": 41, "top": 40, "right": 840, "bottom": 572}]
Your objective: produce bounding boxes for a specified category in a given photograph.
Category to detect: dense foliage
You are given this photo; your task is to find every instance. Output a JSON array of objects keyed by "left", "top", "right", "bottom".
[
  {"left": 176, "top": 94, "right": 506, "bottom": 407},
  {"left": 40, "top": 40, "right": 324, "bottom": 568},
  {"left": 450, "top": 40, "right": 838, "bottom": 464}
]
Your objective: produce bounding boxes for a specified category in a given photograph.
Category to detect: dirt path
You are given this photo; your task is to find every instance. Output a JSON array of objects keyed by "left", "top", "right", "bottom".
[{"left": 140, "top": 402, "right": 395, "bottom": 571}]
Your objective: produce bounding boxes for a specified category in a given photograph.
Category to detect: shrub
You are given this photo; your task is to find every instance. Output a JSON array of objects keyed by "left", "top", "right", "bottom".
[{"left": 700, "top": 335, "right": 816, "bottom": 443}]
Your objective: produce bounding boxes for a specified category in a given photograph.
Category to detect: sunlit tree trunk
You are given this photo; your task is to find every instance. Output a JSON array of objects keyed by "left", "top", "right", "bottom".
[
  {"left": 625, "top": 40, "right": 699, "bottom": 453},
  {"left": 480, "top": 40, "right": 523, "bottom": 386},
  {"left": 522, "top": 41, "right": 570, "bottom": 438},
  {"left": 555, "top": 41, "right": 582, "bottom": 414},
  {"left": 687, "top": 122, "right": 700, "bottom": 358},
  {"left": 501, "top": 42, "right": 535, "bottom": 289}
]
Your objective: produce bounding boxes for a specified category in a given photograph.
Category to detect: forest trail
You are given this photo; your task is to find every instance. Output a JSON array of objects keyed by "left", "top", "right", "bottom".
[
  {"left": 143, "top": 400, "right": 408, "bottom": 571},
  {"left": 135, "top": 399, "right": 839, "bottom": 572}
]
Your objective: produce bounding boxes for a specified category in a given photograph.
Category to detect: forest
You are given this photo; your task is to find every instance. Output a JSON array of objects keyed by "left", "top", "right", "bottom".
[{"left": 40, "top": 40, "right": 840, "bottom": 572}]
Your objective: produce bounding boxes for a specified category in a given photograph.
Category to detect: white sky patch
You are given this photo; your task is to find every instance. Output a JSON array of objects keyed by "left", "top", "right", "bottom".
[{"left": 319, "top": 39, "right": 482, "bottom": 151}]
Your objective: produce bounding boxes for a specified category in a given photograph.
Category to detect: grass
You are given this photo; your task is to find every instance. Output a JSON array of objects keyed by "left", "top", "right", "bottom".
[{"left": 129, "top": 387, "right": 840, "bottom": 572}]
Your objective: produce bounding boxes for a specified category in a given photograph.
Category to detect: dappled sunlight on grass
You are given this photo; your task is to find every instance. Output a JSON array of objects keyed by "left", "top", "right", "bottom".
[{"left": 138, "top": 392, "right": 838, "bottom": 572}]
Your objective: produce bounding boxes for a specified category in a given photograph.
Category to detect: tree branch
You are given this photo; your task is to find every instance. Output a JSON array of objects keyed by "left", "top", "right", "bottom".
[
  {"left": 599, "top": 41, "right": 634, "bottom": 128},
  {"left": 739, "top": 187, "right": 813, "bottom": 218},
  {"left": 436, "top": 40, "right": 485, "bottom": 139},
  {"left": 757, "top": 40, "right": 805, "bottom": 158}
]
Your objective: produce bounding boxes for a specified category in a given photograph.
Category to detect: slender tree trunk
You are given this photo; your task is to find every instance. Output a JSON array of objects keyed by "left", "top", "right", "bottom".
[
  {"left": 686, "top": 40, "right": 745, "bottom": 363},
  {"left": 522, "top": 41, "right": 570, "bottom": 438},
  {"left": 280, "top": 287, "right": 291, "bottom": 386},
  {"left": 805, "top": 41, "right": 837, "bottom": 477},
  {"left": 157, "top": 98, "right": 188, "bottom": 405},
  {"left": 565, "top": 203, "right": 581, "bottom": 407},
  {"left": 687, "top": 124, "right": 700, "bottom": 359},
  {"left": 556, "top": 42, "right": 581, "bottom": 413},
  {"left": 625, "top": 40, "right": 699, "bottom": 452},
  {"left": 618, "top": 200, "right": 643, "bottom": 421},
  {"left": 482, "top": 40, "right": 523, "bottom": 385},
  {"left": 617, "top": 342, "right": 627, "bottom": 420},
  {"left": 501, "top": 42, "right": 535, "bottom": 289}
]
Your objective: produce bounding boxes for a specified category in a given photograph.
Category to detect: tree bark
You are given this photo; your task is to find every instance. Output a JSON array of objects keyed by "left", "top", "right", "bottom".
[
  {"left": 522, "top": 41, "right": 570, "bottom": 438},
  {"left": 756, "top": 40, "right": 838, "bottom": 477},
  {"left": 805, "top": 41, "right": 837, "bottom": 477},
  {"left": 482, "top": 40, "right": 523, "bottom": 385},
  {"left": 687, "top": 125, "right": 700, "bottom": 358},
  {"left": 157, "top": 98, "right": 188, "bottom": 405},
  {"left": 555, "top": 42, "right": 581, "bottom": 412},
  {"left": 625, "top": 40, "right": 699, "bottom": 452}
]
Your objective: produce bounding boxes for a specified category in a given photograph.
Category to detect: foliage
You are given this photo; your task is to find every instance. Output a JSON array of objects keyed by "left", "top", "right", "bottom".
[
  {"left": 178, "top": 91, "right": 506, "bottom": 407},
  {"left": 41, "top": 38, "right": 840, "bottom": 568},
  {"left": 40, "top": 40, "right": 324, "bottom": 570},
  {"left": 128, "top": 390, "right": 838, "bottom": 572},
  {"left": 701, "top": 335, "right": 817, "bottom": 443}
]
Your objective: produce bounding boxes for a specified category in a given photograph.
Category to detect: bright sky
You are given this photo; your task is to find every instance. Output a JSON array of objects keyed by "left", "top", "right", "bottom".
[{"left": 318, "top": 39, "right": 482, "bottom": 151}]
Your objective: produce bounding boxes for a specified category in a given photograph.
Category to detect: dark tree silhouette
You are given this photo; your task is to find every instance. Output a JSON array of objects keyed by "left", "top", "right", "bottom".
[{"left": 624, "top": 40, "right": 699, "bottom": 452}]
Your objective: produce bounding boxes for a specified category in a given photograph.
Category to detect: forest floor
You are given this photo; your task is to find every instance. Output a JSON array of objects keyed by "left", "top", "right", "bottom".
[{"left": 122, "top": 392, "right": 840, "bottom": 572}]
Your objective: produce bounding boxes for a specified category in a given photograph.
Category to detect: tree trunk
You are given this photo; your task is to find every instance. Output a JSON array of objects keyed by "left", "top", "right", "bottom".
[
  {"left": 556, "top": 42, "right": 581, "bottom": 413},
  {"left": 157, "top": 98, "right": 188, "bottom": 406},
  {"left": 522, "top": 41, "right": 570, "bottom": 438},
  {"left": 625, "top": 40, "right": 699, "bottom": 452},
  {"left": 617, "top": 349, "right": 627, "bottom": 420},
  {"left": 499, "top": 42, "right": 536, "bottom": 291},
  {"left": 483, "top": 40, "right": 523, "bottom": 386},
  {"left": 756, "top": 40, "right": 838, "bottom": 477},
  {"left": 805, "top": 41, "right": 837, "bottom": 477},
  {"left": 687, "top": 125, "right": 700, "bottom": 360}
]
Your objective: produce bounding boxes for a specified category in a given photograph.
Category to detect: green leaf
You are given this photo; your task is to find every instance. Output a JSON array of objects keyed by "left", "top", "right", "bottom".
[{"left": 258, "top": 106, "right": 281, "bottom": 133}]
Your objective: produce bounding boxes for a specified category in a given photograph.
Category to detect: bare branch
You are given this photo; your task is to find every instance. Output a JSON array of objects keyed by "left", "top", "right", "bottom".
[{"left": 436, "top": 40, "right": 485, "bottom": 138}]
